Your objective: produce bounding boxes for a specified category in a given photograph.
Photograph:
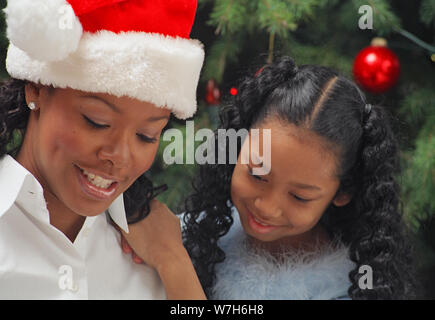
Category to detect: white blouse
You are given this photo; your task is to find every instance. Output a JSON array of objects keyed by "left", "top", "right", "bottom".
[{"left": 0, "top": 154, "right": 166, "bottom": 300}]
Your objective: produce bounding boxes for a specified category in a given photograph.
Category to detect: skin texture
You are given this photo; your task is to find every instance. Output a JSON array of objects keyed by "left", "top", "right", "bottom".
[
  {"left": 18, "top": 83, "right": 170, "bottom": 242},
  {"left": 230, "top": 117, "right": 350, "bottom": 254}
]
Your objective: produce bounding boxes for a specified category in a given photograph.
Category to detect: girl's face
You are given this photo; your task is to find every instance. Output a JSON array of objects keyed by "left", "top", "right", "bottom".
[
  {"left": 230, "top": 117, "right": 349, "bottom": 245},
  {"left": 20, "top": 84, "right": 170, "bottom": 217}
]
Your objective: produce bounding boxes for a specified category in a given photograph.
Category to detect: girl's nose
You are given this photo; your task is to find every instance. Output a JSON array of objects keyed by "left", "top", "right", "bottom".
[
  {"left": 254, "top": 195, "right": 283, "bottom": 220},
  {"left": 97, "top": 133, "right": 131, "bottom": 169}
]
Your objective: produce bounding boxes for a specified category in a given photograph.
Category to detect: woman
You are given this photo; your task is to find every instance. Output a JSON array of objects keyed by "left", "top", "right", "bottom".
[{"left": 0, "top": 0, "right": 205, "bottom": 299}]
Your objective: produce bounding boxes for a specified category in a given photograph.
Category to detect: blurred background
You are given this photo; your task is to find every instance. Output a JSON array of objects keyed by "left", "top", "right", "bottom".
[{"left": 0, "top": 0, "right": 433, "bottom": 298}]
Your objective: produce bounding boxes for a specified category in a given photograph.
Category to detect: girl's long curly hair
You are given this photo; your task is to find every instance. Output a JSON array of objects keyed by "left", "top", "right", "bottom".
[
  {"left": 0, "top": 78, "right": 164, "bottom": 223},
  {"left": 183, "top": 56, "right": 417, "bottom": 299}
]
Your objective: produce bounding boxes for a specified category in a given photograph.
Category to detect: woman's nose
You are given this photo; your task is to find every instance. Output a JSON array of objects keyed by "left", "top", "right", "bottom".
[
  {"left": 97, "top": 133, "right": 131, "bottom": 168},
  {"left": 254, "top": 194, "right": 283, "bottom": 220}
]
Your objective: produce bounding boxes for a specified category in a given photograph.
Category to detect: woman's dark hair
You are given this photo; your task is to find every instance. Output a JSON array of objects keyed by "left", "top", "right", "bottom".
[
  {"left": 0, "top": 78, "right": 164, "bottom": 224},
  {"left": 183, "top": 56, "right": 417, "bottom": 299}
]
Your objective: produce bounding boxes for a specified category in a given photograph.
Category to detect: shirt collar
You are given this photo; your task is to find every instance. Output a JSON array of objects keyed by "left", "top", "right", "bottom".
[
  {"left": 0, "top": 154, "right": 129, "bottom": 232},
  {"left": 0, "top": 154, "right": 46, "bottom": 221},
  {"left": 107, "top": 193, "right": 129, "bottom": 233}
]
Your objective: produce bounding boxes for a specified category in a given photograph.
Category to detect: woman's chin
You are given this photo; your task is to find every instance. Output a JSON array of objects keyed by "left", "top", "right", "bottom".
[{"left": 63, "top": 194, "right": 114, "bottom": 217}]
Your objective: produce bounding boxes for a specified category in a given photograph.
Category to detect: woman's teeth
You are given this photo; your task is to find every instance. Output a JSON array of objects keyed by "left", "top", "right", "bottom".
[{"left": 82, "top": 169, "right": 115, "bottom": 189}]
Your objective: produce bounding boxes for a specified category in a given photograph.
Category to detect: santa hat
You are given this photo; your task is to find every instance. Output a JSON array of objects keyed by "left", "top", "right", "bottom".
[{"left": 4, "top": 0, "right": 205, "bottom": 119}]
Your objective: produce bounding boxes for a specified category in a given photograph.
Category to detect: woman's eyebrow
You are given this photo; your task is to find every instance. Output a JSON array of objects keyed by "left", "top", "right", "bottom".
[
  {"left": 80, "top": 95, "right": 169, "bottom": 122},
  {"left": 81, "top": 95, "right": 120, "bottom": 113},
  {"left": 147, "top": 115, "right": 170, "bottom": 122}
]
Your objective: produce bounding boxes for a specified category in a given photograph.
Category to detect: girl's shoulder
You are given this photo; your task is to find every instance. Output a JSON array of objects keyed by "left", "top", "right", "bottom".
[{"left": 212, "top": 206, "right": 355, "bottom": 300}]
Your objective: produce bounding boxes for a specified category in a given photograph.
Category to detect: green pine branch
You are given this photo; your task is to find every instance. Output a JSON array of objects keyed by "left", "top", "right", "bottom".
[{"left": 420, "top": 0, "right": 435, "bottom": 28}]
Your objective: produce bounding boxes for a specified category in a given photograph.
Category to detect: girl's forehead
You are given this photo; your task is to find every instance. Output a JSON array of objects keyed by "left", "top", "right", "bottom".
[{"left": 247, "top": 118, "right": 340, "bottom": 182}]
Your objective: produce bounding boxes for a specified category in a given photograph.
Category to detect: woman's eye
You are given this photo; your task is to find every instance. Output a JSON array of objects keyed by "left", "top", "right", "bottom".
[
  {"left": 83, "top": 115, "right": 109, "bottom": 129},
  {"left": 137, "top": 133, "right": 158, "bottom": 144},
  {"left": 83, "top": 114, "right": 157, "bottom": 144}
]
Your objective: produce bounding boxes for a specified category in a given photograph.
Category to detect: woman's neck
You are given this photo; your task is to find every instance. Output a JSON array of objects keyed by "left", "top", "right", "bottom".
[
  {"left": 16, "top": 136, "right": 86, "bottom": 243},
  {"left": 43, "top": 190, "right": 86, "bottom": 243}
]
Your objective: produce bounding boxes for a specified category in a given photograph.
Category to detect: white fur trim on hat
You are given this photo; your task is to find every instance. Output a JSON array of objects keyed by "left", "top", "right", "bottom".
[
  {"left": 6, "top": 31, "right": 205, "bottom": 119},
  {"left": 5, "top": 0, "right": 83, "bottom": 62}
]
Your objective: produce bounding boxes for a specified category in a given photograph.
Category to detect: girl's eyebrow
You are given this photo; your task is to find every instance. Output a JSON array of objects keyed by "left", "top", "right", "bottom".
[
  {"left": 249, "top": 152, "right": 264, "bottom": 166},
  {"left": 290, "top": 182, "right": 321, "bottom": 191},
  {"left": 247, "top": 162, "right": 321, "bottom": 191}
]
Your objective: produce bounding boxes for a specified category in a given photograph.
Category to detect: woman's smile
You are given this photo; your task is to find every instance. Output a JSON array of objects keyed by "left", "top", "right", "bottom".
[{"left": 75, "top": 164, "right": 120, "bottom": 200}]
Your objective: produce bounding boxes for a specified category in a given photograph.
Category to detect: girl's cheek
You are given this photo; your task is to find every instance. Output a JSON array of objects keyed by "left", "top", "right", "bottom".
[
  {"left": 289, "top": 210, "right": 323, "bottom": 230},
  {"left": 231, "top": 168, "right": 252, "bottom": 199}
]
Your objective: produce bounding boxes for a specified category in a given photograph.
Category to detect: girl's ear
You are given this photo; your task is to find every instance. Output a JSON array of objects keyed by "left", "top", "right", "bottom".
[{"left": 332, "top": 192, "right": 352, "bottom": 207}]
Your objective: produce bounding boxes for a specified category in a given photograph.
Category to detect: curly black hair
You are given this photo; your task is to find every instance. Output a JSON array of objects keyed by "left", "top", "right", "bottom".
[
  {"left": 182, "top": 56, "right": 418, "bottom": 299},
  {"left": 0, "top": 78, "right": 165, "bottom": 223}
]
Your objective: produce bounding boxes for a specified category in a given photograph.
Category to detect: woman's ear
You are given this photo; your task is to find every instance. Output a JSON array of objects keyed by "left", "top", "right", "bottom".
[
  {"left": 332, "top": 192, "right": 352, "bottom": 207},
  {"left": 24, "top": 82, "right": 43, "bottom": 106}
]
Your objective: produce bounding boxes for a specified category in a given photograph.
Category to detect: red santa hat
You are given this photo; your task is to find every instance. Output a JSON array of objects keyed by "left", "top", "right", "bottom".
[{"left": 4, "top": 0, "right": 205, "bottom": 119}]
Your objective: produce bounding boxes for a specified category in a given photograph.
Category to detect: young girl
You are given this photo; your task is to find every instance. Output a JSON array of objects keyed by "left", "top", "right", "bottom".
[
  {"left": 0, "top": 0, "right": 205, "bottom": 299},
  {"left": 124, "top": 56, "right": 417, "bottom": 299}
]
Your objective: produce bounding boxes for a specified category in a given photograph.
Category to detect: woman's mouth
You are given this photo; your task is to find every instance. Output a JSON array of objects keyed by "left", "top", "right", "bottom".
[
  {"left": 246, "top": 210, "right": 280, "bottom": 234},
  {"left": 75, "top": 165, "right": 119, "bottom": 200}
]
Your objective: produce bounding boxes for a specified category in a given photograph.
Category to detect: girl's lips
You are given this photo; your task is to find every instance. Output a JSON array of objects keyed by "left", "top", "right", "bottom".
[
  {"left": 75, "top": 165, "right": 118, "bottom": 200},
  {"left": 246, "top": 210, "right": 280, "bottom": 234}
]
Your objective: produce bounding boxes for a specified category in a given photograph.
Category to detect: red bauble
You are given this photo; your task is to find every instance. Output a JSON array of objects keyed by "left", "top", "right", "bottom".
[
  {"left": 205, "top": 79, "right": 221, "bottom": 105},
  {"left": 353, "top": 38, "right": 400, "bottom": 94}
]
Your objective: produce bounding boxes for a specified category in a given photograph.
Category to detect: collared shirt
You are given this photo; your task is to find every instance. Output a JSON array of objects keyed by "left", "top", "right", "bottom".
[{"left": 0, "top": 155, "right": 166, "bottom": 299}]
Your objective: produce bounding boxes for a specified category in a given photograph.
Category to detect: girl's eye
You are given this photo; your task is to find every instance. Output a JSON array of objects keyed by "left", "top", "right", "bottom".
[
  {"left": 83, "top": 115, "right": 109, "bottom": 129},
  {"left": 292, "top": 194, "right": 310, "bottom": 203}
]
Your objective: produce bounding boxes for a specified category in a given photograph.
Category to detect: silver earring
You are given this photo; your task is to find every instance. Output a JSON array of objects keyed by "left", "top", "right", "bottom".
[{"left": 28, "top": 102, "right": 36, "bottom": 110}]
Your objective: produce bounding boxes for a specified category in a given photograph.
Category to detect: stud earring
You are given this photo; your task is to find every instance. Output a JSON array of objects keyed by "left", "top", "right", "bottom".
[{"left": 28, "top": 102, "right": 36, "bottom": 110}]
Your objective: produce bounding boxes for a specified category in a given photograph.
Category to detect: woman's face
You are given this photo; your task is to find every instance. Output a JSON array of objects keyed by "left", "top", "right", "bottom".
[
  {"left": 230, "top": 117, "right": 350, "bottom": 245},
  {"left": 21, "top": 84, "right": 170, "bottom": 217}
]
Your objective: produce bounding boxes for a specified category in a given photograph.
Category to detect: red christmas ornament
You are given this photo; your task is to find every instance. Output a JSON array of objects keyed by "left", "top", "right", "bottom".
[
  {"left": 230, "top": 87, "right": 238, "bottom": 96},
  {"left": 205, "top": 79, "right": 221, "bottom": 105},
  {"left": 353, "top": 38, "right": 400, "bottom": 94}
]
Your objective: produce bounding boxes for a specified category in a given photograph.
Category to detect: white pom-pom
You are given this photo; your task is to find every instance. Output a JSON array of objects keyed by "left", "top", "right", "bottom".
[{"left": 5, "top": 0, "right": 83, "bottom": 62}]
